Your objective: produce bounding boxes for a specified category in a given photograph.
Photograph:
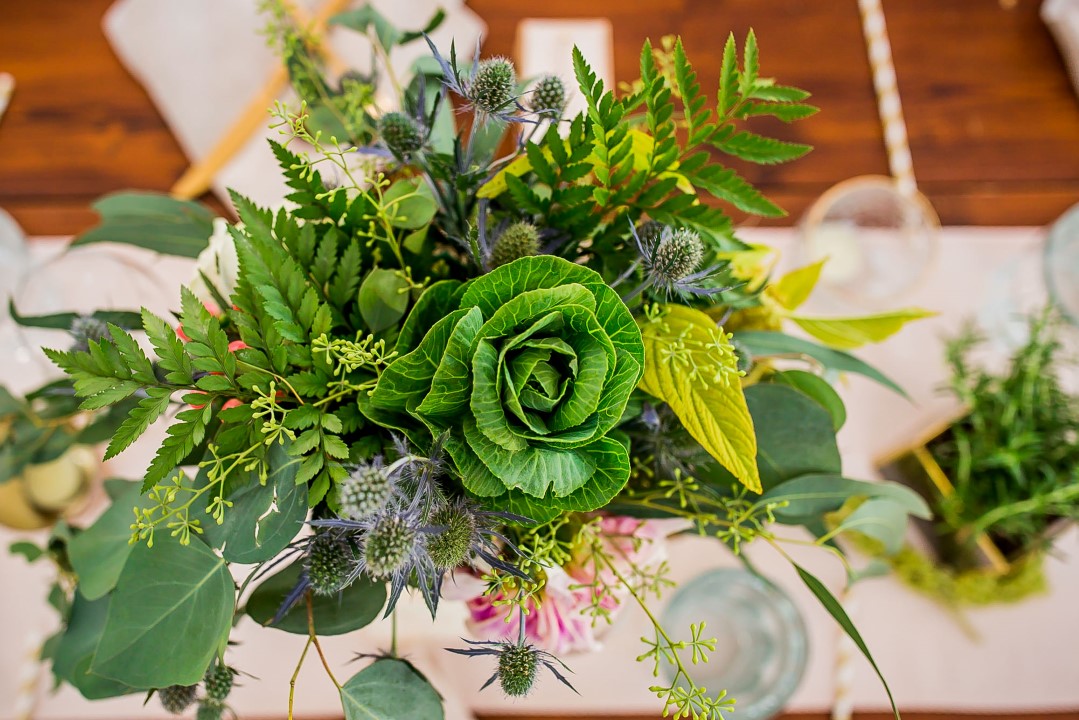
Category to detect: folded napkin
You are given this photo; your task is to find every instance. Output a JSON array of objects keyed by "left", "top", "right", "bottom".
[{"left": 103, "top": 0, "right": 484, "bottom": 209}]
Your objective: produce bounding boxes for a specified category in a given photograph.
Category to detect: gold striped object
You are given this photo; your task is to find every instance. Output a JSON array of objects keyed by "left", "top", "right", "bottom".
[
  {"left": 0, "top": 72, "right": 14, "bottom": 123},
  {"left": 170, "top": 0, "right": 353, "bottom": 201},
  {"left": 857, "top": 0, "right": 917, "bottom": 197}
]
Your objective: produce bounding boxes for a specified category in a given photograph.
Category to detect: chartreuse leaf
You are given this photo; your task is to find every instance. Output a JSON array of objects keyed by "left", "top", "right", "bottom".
[
  {"left": 195, "top": 441, "right": 307, "bottom": 564},
  {"left": 787, "top": 308, "right": 936, "bottom": 350},
  {"left": 735, "top": 331, "right": 905, "bottom": 396},
  {"left": 246, "top": 561, "right": 386, "bottom": 635},
  {"left": 71, "top": 192, "right": 216, "bottom": 258},
  {"left": 769, "top": 370, "right": 846, "bottom": 430},
  {"left": 767, "top": 260, "right": 825, "bottom": 310},
  {"left": 52, "top": 593, "right": 135, "bottom": 699},
  {"left": 340, "top": 659, "right": 444, "bottom": 720},
  {"left": 67, "top": 481, "right": 147, "bottom": 600},
  {"left": 745, "top": 384, "right": 840, "bottom": 491},
  {"left": 793, "top": 563, "right": 900, "bottom": 720},
  {"left": 637, "top": 304, "right": 760, "bottom": 493},
  {"left": 91, "top": 536, "right": 234, "bottom": 688}
]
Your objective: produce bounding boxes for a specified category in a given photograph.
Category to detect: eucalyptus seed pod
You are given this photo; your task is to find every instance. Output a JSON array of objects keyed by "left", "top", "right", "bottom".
[
  {"left": 304, "top": 533, "right": 354, "bottom": 596},
  {"left": 497, "top": 644, "right": 539, "bottom": 697},
  {"left": 158, "top": 684, "right": 198, "bottom": 715},
  {"left": 529, "top": 75, "right": 566, "bottom": 116},
  {"left": 468, "top": 57, "right": 517, "bottom": 115},
  {"left": 378, "top": 111, "right": 425, "bottom": 157},
  {"left": 489, "top": 222, "right": 541, "bottom": 269}
]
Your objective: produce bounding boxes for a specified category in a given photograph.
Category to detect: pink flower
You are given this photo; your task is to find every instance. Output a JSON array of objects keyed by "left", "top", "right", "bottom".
[{"left": 452, "top": 515, "right": 674, "bottom": 655}]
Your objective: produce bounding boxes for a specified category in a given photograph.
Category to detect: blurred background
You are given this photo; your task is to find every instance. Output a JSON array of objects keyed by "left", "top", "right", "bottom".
[{"left": 1, "top": 2, "right": 1078, "bottom": 720}]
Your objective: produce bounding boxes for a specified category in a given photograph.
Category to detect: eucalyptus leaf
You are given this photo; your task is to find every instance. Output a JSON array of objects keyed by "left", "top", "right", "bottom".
[
  {"left": 745, "top": 383, "right": 841, "bottom": 492},
  {"left": 769, "top": 370, "right": 846, "bottom": 430},
  {"left": 762, "top": 473, "right": 930, "bottom": 526},
  {"left": 340, "top": 658, "right": 444, "bottom": 720},
  {"left": 383, "top": 178, "right": 437, "bottom": 229},
  {"left": 67, "top": 481, "right": 147, "bottom": 600},
  {"left": 246, "top": 561, "right": 386, "bottom": 635},
  {"left": 52, "top": 593, "right": 135, "bottom": 699},
  {"left": 72, "top": 192, "right": 216, "bottom": 258},
  {"left": 735, "top": 331, "right": 905, "bottom": 396},
  {"left": 196, "top": 441, "right": 307, "bottom": 564},
  {"left": 793, "top": 563, "right": 900, "bottom": 720},
  {"left": 7, "top": 301, "right": 142, "bottom": 331},
  {"left": 358, "top": 268, "right": 411, "bottom": 333},
  {"left": 90, "top": 537, "right": 234, "bottom": 688}
]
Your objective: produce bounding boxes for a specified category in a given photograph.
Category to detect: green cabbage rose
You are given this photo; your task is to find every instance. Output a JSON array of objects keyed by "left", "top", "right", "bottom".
[{"left": 364, "top": 256, "right": 644, "bottom": 521}]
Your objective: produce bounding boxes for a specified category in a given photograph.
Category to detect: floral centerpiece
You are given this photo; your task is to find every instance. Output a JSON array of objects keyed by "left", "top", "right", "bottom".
[{"left": 16, "top": 6, "right": 933, "bottom": 719}]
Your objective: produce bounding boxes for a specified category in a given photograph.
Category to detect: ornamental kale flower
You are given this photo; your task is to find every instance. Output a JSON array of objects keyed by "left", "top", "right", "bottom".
[{"left": 364, "top": 256, "right": 645, "bottom": 522}]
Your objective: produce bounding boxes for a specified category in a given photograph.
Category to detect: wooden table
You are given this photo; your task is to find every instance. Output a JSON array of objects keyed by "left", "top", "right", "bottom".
[{"left": 2, "top": 0, "right": 1079, "bottom": 237}]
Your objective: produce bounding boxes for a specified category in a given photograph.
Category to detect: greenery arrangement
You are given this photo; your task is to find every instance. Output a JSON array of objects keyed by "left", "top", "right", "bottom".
[
  {"left": 13, "top": 6, "right": 935, "bottom": 719},
  {"left": 879, "top": 311, "right": 1079, "bottom": 605}
]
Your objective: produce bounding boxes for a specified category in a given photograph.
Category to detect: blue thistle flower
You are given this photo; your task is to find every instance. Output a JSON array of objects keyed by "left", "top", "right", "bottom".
[
  {"left": 623, "top": 219, "right": 735, "bottom": 301},
  {"left": 422, "top": 35, "right": 532, "bottom": 125},
  {"left": 446, "top": 615, "right": 577, "bottom": 698}
]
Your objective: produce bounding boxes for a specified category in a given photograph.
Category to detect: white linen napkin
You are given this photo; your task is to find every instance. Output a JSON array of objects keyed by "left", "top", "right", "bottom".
[{"left": 103, "top": 0, "right": 484, "bottom": 210}]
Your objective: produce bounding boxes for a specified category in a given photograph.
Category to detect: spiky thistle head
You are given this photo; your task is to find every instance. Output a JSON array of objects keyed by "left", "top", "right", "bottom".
[
  {"left": 195, "top": 700, "right": 224, "bottom": 720},
  {"left": 630, "top": 220, "right": 730, "bottom": 300},
  {"left": 158, "top": 685, "right": 197, "bottom": 715},
  {"left": 498, "top": 643, "right": 539, "bottom": 696},
  {"left": 202, "top": 664, "right": 234, "bottom": 702},
  {"left": 529, "top": 75, "right": 566, "bottom": 116},
  {"left": 337, "top": 459, "right": 395, "bottom": 521},
  {"left": 467, "top": 57, "right": 517, "bottom": 115},
  {"left": 378, "top": 111, "right": 426, "bottom": 157},
  {"left": 69, "top": 315, "right": 109, "bottom": 352},
  {"left": 489, "top": 221, "right": 540, "bottom": 269},
  {"left": 361, "top": 512, "right": 424, "bottom": 580},
  {"left": 636, "top": 219, "right": 666, "bottom": 246},
  {"left": 651, "top": 227, "right": 704, "bottom": 283},
  {"left": 304, "top": 532, "right": 355, "bottom": 596},
  {"left": 446, "top": 633, "right": 577, "bottom": 698},
  {"left": 426, "top": 500, "right": 479, "bottom": 571},
  {"left": 730, "top": 338, "right": 753, "bottom": 374}
]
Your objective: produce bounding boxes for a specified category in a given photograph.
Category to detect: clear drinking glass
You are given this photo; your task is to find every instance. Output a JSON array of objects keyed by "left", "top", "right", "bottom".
[
  {"left": 799, "top": 176, "right": 939, "bottom": 308},
  {"left": 1045, "top": 202, "right": 1079, "bottom": 327},
  {"left": 660, "top": 568, "right": 808, "bottom": 720}
]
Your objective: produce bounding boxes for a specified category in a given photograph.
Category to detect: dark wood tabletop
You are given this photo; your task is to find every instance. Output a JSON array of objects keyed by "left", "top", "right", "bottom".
[{"left": 3, "top": 0, "right": 1079, "bottom": 237}]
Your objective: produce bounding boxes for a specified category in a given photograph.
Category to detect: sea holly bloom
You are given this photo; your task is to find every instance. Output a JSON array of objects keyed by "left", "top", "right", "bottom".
[{"left": 364, "top": 255, "right": 645, "bottom": 523}]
